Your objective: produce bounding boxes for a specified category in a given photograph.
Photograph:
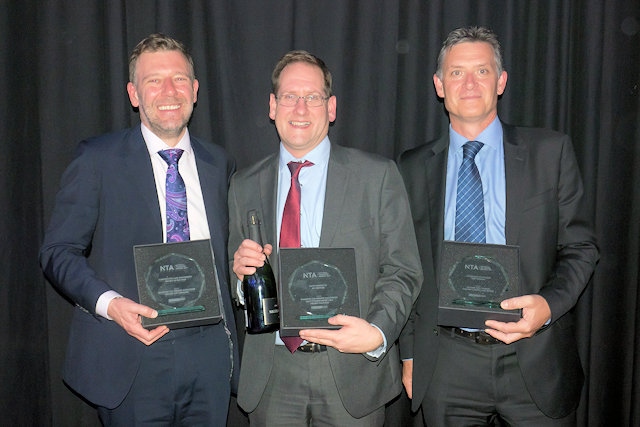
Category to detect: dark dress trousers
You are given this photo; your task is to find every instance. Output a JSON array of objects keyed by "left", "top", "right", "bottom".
[
  {"left": 228, "top": 143, "right": 423, "bottom": 419},
  {"left": 40, "top": 126, "right": 239, "bottom": 409},
  {"left": 397, "top": 123, "right": 598, "bottom": 419}
]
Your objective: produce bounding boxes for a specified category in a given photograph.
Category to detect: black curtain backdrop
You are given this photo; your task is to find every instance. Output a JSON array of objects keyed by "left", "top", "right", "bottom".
[{"left": 2, "top": 1, "right": 638, "bottom": 425}]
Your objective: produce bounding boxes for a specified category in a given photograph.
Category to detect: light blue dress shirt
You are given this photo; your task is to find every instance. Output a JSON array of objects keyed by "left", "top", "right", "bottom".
[
  {"left": 276, "top": 138, "right": 330, "bottom": 248},
  {"left": 444, "top": 117, "right": 506, "bottom": 245}
]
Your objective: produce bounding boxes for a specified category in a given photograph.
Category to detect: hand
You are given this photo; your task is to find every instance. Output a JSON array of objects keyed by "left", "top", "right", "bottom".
[
  {"left": 232, "top": 239, "right": 273, "bottom": 281},
  {"left": 107, "top": 297, "right": 170, "bottom": 346},
  {"left": 402, "top": 359, "right": 413, "bottom": 399},
  {"left": 484, "top": 294, "right": 551, "bottom": 344},
  {"left": 298, "top": 314, "right": 384, "bottom": 353}
]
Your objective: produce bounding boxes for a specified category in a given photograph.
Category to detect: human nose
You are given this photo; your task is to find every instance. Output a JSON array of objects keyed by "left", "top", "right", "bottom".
[
  {"left": 293, "top": 96, "right": 309, "bottom": 112},
  {"left": 161, "top": 79, "right": 177, "bottom": 94},
  {"left": 464, "top": 73, "right": 477, "bottom": 88}
]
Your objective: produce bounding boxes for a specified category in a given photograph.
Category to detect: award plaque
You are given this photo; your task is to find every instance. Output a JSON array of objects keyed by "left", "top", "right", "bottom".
[
  {"left": 133, "top": 239, "right": 223, "bottom": 329},
  {"left": 438, "top": 241, "right": 521, "bottom": 328},
  {"left": 278, "top": 248, "right": 360, "bottom": 336}
]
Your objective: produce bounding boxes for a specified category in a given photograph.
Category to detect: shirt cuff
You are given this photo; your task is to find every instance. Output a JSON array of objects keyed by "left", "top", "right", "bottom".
[
  {"left": 366, "top": 324, "right": 387, "bottom": 358},
  {"left": 96, "top": 290, "right": 123, "bottom": 320}
]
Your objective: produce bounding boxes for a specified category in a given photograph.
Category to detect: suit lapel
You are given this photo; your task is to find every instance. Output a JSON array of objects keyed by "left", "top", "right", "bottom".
[
  {"left": 259, "top": 156, "right": 279, "bottom": 245},
  {"left": 191, "top": 138, "right": 223, "bottom": 233},
  {"left": 502, "top": 124, "right": 527, "bottom": 245},
  {"left": 428, "top": 136, "right": 448, "bottom": 268},
  {"left": 319, "top": 145, "right": 349, "bottom": 247},
  {"left": 121, "top": 127, "right": 163, "bottom": 237}
]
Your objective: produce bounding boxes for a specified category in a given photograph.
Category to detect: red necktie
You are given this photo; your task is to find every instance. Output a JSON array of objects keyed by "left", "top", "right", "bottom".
[{"left": 280, "top": 160, "right": 313, "bottom": 352}]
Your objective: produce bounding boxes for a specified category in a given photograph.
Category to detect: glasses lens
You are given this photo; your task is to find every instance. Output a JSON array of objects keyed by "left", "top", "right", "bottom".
[
  {"left": 306, "top": 95, "right": 324, "bottom": 107},
  {"left": 277, "top": 94, "right": 326, "bottom": 107}
]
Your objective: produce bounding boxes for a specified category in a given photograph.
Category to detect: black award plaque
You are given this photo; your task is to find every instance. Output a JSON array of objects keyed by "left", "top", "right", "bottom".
[
  {"left": 133, "top": 239, "right": 223, "bottom": 329},
  {"left": 278, "top": 248, "right": 360, "bottom": 336},
  {"left": 438, "top": 241, "right": 521, "bottom": 328}
]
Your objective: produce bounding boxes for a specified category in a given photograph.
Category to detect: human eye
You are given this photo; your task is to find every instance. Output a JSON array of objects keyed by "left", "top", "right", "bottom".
[{"left": 305, "top": 94, "right": 321, "bottom": 102}]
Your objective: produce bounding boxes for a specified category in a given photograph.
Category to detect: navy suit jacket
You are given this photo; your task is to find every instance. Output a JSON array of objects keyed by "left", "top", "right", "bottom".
[
  {"left": 397, "top": 123, "right": 598, "bottom": 418},
  {"left": 40, "top": 125, "right": 239, "bottom": 408}
]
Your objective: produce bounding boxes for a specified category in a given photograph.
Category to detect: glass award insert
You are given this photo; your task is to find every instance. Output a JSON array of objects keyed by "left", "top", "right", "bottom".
[
  {"left": 278, "top": 248, "right": 360, "bottom": 336},
  {"left": 144, "top": 252, "right": 205, "bottom": 314},
  {"left": 288, "top": 260, "right": 348, "bottom": 320},
  {"left": 134, "top": 239, "right": 223, "bottom": 329},
  {"left": 438, "top": 241, "right": 520, "bottom": 328}
]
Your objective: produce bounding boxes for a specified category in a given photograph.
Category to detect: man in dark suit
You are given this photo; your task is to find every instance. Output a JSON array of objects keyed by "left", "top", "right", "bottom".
[
  {"left": 229, "top": 50, "right": 422, "bottom": 425},
  {"left": 40, "top": 34, "right": 238, "bottom": 425},
  {"left": 398, "top": 26, "right": 598, "bottom": 426}
]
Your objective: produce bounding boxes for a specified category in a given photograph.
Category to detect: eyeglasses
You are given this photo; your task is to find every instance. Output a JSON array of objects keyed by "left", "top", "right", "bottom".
[{"left": 275, "top": 93, "right": 329, "bottom": 107}]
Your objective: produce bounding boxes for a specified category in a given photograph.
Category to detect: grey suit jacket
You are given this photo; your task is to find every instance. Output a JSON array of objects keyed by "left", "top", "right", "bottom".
[
  {"left": 40, "top": 126, "right": 239, "bottom": 408},
  {"left": 397, "top": 122, "right": 598, "bottom": 418},
  {"left": 228, "top": 143, "right": 423, "bottom": 418}
]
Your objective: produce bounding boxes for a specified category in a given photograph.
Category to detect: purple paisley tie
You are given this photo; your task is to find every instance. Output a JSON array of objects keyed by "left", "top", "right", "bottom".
[{"left": 159, "top": 149, "right": 190, "bottom": 242}]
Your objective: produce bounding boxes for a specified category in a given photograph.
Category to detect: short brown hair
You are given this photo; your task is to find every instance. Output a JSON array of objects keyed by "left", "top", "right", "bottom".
[
  {"left": 128, "top": 33, "right": 195, "bottom": 83},
  {"left": 271, "top": 50, "right": 333, "bottom": 97}
]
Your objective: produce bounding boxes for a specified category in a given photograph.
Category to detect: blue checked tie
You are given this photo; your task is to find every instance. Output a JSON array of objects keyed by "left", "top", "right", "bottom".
[
  {"left": 455, "top": 141, "right": 486, "bottom": 243},
  {"left": 159, "top": 149, "right": 190, "bottom": 242}
]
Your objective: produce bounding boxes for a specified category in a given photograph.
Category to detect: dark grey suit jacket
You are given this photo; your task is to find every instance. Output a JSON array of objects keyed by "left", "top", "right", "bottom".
[
  {"left": 40, "top": 126, "right": 239, "bottom": 408},
  {"left": 397, "top": 123, "right": 598, "bottom": 418},
  {"left": 228, "top": 143, "right": 423, "bottom": 418}
]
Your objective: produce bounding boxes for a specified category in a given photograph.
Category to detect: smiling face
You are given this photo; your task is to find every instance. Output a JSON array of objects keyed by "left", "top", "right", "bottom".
[
  {"left": 269, "top": 62, "right": 336, "bottom": 158},
  {"left": 127, "top": 50, "right": 199, "bottom": 146},
  {"left": 433, "top": 41, "right": 508, "bottom": 138}
]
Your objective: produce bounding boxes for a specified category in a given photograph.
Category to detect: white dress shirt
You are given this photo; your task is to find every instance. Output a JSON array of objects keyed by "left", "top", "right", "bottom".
[{"left": 96, "top": 124, "right": 210, "bottom": 319}]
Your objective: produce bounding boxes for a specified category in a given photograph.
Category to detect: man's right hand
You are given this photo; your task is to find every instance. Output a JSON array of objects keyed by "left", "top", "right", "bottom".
[
  {"left": 232, "top": 239, "right": 273, "bottom": 281},
  {"left": 402, "top": 359, "right": 414, "bottom": 399},
  {"left": 107, "top": 297, "right": 169, "bottom": 345}
]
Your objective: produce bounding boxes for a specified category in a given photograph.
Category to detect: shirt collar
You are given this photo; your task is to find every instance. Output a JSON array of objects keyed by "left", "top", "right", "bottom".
[
  {"left": 279, "top": 136, "right": 331, "bottom": 170},
  {"left": 141, "top": 123, "right": 193, "bottom": 157},
  {"left": 449, "top": 116, "right": 503, "bottom": 153}
]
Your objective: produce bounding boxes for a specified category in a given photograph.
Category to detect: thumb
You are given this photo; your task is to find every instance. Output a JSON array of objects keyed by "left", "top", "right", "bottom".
[
  {"left": 139, "top": 304, "right": 158, "bottom": 319},
  {"left": 328, "top": 314, "right": 349, "bottom": 325},
  {"left": 500, "top": 296, "right": 525, "bottom": 310}
]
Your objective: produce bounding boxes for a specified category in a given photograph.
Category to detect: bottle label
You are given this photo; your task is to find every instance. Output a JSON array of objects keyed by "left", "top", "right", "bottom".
[{"left": 262, "top": 297, "right": 280, "bottom": 325}]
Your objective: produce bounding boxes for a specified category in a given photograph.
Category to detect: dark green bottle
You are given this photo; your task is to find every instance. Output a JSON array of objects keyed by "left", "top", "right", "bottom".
[{"left": 242, "top": 210, "right": 280, "bottom": 333}]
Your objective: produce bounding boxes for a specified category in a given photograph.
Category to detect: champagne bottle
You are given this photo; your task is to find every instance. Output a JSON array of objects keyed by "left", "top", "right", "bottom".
[{"left": 242, "top": 210, "right": 280, "bottom": 334}]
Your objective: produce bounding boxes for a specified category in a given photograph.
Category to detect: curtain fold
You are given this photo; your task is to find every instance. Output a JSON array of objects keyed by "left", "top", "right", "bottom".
[{"left": 2, "top": 0, "right": 637, "bottom": 425}]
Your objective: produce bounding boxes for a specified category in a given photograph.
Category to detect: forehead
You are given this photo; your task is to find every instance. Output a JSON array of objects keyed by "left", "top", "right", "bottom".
[
  {"left": 135, "top": 50, "right": 191, "bottom": 75},
  {"left": 444, "top": 41, "right": 495, "bottom": 68},
  {"left": 278, "top": 62, "right": 324, "bottom": 92}
]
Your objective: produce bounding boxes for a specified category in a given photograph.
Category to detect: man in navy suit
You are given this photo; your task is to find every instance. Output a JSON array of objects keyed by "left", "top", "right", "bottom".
[
  {"left": 40, "top": 34, "right": 238, "bottom": 425},
  {"left": 398, "top": 27, "right": 598, "bottom": 425}
]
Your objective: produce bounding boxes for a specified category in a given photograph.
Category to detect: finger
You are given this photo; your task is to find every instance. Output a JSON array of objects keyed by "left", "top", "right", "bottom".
[
  {"left": 136, "top": 303, "right": 159, "bottom": 319},
  {"left": 327, "top": 314, "right": 353, "bottom": 326}
]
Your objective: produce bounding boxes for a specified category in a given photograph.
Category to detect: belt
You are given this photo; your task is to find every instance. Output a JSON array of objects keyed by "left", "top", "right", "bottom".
[
  {"left": 442, "top": 326, "right": 502, "bottom": 345},
  {"left": 296, "top": 342, "right": 327, "bottom": 353}
]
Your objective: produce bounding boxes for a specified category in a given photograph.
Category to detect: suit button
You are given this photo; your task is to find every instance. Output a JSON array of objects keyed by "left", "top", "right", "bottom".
[{"left": 433, "top": 328, "right": 439, "bottom": 336}]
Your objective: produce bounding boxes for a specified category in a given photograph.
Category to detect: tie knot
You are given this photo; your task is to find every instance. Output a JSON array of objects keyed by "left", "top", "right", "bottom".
[
  {"left": 159, "top": 149, "right": 184, "bottom": 166},
  {"left": 287, "top": 160, "right": 313, "bottom": 178},
  {"left": 463, "top": 141, "right": 483, "bottom": 160}
]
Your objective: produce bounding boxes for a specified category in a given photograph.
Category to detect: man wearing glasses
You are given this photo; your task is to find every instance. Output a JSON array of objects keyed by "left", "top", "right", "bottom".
[{"left": 229, "top": 50, "right": 422, "bottom": 425}]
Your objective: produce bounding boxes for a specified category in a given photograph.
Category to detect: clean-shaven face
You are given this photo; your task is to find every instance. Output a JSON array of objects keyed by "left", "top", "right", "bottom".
[
  {"left": 433, "top": 41, "right": 507, "bottom": 131},
  {"left": 269, "top": 62, "right": 336, "bottom": 158}
]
